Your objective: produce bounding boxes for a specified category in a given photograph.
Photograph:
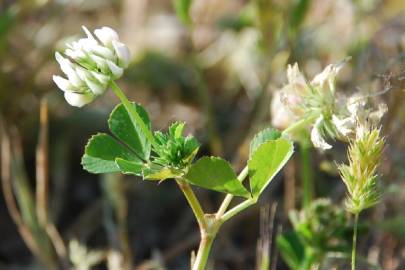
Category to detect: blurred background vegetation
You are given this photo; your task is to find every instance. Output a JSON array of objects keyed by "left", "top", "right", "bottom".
[{"left": 0, "top": 0, "right": 404, "bottom": 269}]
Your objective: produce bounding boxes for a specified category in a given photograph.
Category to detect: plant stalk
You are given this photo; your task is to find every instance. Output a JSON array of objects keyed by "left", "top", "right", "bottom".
[
  {"left": 176, "top": 180, "right": 206, "bottom": 230},
  {"left": 192, "top": 232, "right": 216, "bottom": 270},
  {"left": 352, "top": 212, "right": 359, "bottom": 270},
  {"left": 300, "top": 142, "right": 313, "bottom": 208},
  {"left": 110, "top": 81, "right": 158, "bottom": 149}
]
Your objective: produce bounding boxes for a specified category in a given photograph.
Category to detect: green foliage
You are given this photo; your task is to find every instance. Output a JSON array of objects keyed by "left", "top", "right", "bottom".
[
  {"left": 277, "top": 231, "right": 306, "bottom": 270},
  {"left": 185, "top": 157, "right": 250, "bottom": 198},
  {"left": 278, "top": 199, "right": 351, "bottom": 270},
  {"left": 249, "top": 127, "right": 281, "bottom": 156},
  {"left": 289, "top": 0, "right": 311, "bottom": 33},
  {"left": 153, "top": 122, "right": 199, "bottom": 168},
  {"left": 82, "top": 133, "right": 143, "bottom": 174},
  {"left": 109, "top": 103, "right": 151, "bottom": 160},
  {"left": 82, "top": 104, "right": 293, "bottom": 199},
  {"left": 173, "top": 0, "right": 193, "bottom": 25},
  {"left": 82, "top": 102, "right": 151, "bottom": 175},
  {"left": 289, "top": 199, "right": 350, "bottom": 251},
  {"left": 248, "top": 138, "right": 294, "bottom": 198}
]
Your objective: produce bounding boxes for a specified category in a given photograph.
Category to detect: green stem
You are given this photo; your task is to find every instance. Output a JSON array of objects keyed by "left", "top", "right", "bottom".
[
  {"left": 192, "top": 234, "right": 215, "bottom": 270},
  {"left": 216, "top": 166, "right": 249, "bottom": 218},
  {"left": 300, "top": 142, "right": 313, "bottom": 208},
  {"left": 176, "top": 180, "right": 206, "bottom": 230},
  {"left": 282, "top": 114, "right": 318, "bottom": 136},
  {"left": 352, "top": 213, "right": 359, "bottom": 270},
  {"left": 110, "top": 81, "right": 158, "bottom": 149},
  {"left": 220, "top": 198, "right": 257, "bottom": 222}
]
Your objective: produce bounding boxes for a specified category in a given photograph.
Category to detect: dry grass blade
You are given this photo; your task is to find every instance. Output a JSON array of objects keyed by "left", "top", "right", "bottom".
[
  {"left": 0, "top": 117, "right": 43, "bottom": 263},
  {"left": 36, "top": 99, "right": 67, "bottom": 261},
  {"left": 256, "top": 203, "right": 278, "bottom": 270},
  {"left": 36, "top": 98, "right": 49, "bottom": 226}
]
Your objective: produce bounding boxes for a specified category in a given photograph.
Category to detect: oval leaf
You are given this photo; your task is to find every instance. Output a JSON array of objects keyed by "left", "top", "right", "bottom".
[
  {"left": 249, "top": 138, "right": 294, "bottom": 198},
  {"left": 108, "top": 102, "right": 151, "bottom": 160},
  {"left": 82, "top": 133, "right": 141, "bottom": 174},
  {"left": 185, "top": 157, "right": 250, "bottom": 198}
]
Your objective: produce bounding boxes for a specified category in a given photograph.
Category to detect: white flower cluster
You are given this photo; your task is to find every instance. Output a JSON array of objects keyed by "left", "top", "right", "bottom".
[
  {"left": 53, "top": 26, "right": 131, "bottom": 107},
  {"left": 271, "top": 59, "right": 386, "bottom": 150}
]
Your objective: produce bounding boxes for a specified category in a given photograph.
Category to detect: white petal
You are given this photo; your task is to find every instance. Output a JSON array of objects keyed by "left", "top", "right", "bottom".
[
  {"left": 89, "top": 45, "right": 115, "bottom": 60},
  {"left": 94, "top": 26, "right": 119, "bottom": 47},
  {"left": 85, "top": 77, "right": 106, "bottom": 95},
  {"left": 82, "top": 26, "right": 96, "bottom": 40},
  {"left": 53, "top": 75, "right": 73, "bottom": 92},
  {"left": 55, "top": 52, "right": 82, "bottom": 87},
  {"left": 75, "top": 66, "right": 92, "bottom": 82},
  {"left": 311, "top": 59, "right": 346, "bottom": 89},
  {"left": 271, "top": 91, "right": 294, "bottom": 129},
  {"left": 112, "top": 40, "right": 131, "bottom": 68},
  {"left": 91, "top": 71, "right": 110, "bottom": 85},
  {"left": 65, "top": 48, "right": 87, "bottom": 61},
  {"left": 311, "top": 116, "right": 332, "bottom": 150},
  {"left": 77, "top": 37, "right": 98, "bottom": 50},
  {"left": 89, "top": 54, "right": 108, "bottom": 70},
  {"left": 64, "top": 92, "right": 95, "bottom": 107},
  {"left": 106, "top": 60, "right": 123, "bottom": 79},
  {"left": 332, "top": 115, "right": 354, "bottom": 137},
  {"left": 287, "top": 63, "right": 307, "bottom": 86}
]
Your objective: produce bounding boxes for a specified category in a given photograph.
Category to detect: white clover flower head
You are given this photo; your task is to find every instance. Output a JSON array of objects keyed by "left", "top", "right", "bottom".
[{"left": 53, "top": 26, "right": 131, "bottom": 107}]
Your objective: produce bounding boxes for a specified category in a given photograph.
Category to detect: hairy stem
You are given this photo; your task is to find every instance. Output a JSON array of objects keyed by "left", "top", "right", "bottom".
[
  {"left": 110, "top": 81, "right": 157, "bottom": 149},
  {"left": 352, "top": 213, "right": 359, "bottom": 270}
]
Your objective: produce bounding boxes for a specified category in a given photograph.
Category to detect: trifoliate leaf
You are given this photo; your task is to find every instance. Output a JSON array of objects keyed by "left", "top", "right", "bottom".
[
  {"left": 108, "top": 102, "right": 151, "bottom": 160},
  {"left": 249, "top": 138, "right": 294, "bottom": 198},
  {"left": 185, "top": 157, "right": 250, "bottom": 198},
  {"left": 82, "top": 133, "right": 142, "bottom": 174},
  {"left": 249, "top": 127, "right": 281, "bottom": 156}
]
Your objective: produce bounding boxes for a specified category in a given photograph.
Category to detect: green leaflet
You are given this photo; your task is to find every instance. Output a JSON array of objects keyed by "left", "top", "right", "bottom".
[
  {"left": 82, "top": 102, "right": 151, "bottom": 175},
  {"left": 115, "top": 158, "right": 143, "bottom": 176},
  {"left": 108, "top": 102, "right": 151, "bottom": 160},
  {"left": 249, "top": 127, "right": 281, "bottom": 156},
  {"left": 82, "top": 133, "right": 142, "bottom": 174},
  {"left": 248, "top": 138, "right": 294, "bottom": 198},
  {"left": 185, "top": 157, "right": 250, "bottom": 198}
]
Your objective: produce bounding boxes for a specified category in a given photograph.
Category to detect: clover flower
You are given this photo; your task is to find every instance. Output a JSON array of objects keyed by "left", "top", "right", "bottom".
[
  {"left": 272, "top": 58, "right": 388, "bottom": 150},
  {"left": 272, "top": 60, "right": 347, "bottom": 149},
  {"left": 53, "top": 26, "right": 131, "bottom": 107}
]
